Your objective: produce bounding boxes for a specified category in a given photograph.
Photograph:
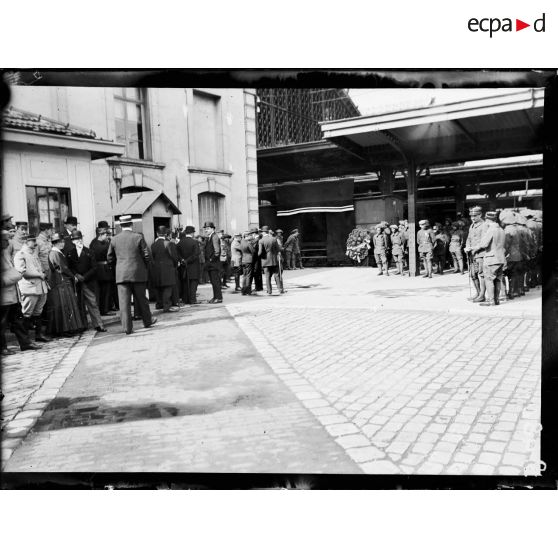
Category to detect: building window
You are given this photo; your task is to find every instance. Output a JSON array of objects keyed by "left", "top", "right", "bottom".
[
  {"left": 26, "top": 186, "right": 72, "bottom": 236},
  {"left": 198, "top": 192, "right": 225, "bottom": 232},
  {"left": 192, "top": 91, "right": 222, "bottom": 170},
  {"left": 114, "top": 88, "right": 149, "bottom": 160}
]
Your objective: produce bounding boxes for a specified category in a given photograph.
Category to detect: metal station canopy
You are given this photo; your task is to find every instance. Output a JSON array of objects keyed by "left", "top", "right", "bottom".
[{"left": 320, "top": 88, "right": 545, "bottom": 168}]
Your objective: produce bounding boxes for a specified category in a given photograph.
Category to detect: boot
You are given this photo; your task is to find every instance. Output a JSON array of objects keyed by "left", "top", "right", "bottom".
[
  {"left": 385, "top": 264, "right": 390, "bottom": 277},
  {"left": 34, "top": 317, "right": 51, "bottom": 342},
  {"left": 468, "top": 278, "right": 480, "bottom": 301},
  {"left": 473, "top": 277, "right": 486, "bottom": 302},
  {"left": 494, "top": 279, "right": 501, "bottom": 306},
  {"left": 398, "top": 263, "right": 404, "bottom": 276},
  {"left": 458, "top": 260, "right": 464, "bottom": 274},
  {"left": 377, "top": 263, "right": 383, "bottom": 276},
  {"left": 427, "top": 261, "right": 433, "bottom": 278}
]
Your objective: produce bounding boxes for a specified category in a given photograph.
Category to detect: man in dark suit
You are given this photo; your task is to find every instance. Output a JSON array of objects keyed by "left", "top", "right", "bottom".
[
  {"left": 107, "top": 214, "right": 156, "bottom": 334},
  {"left": 203, "top": 221, "right": 222, "bottom": 303},
  {"left": 151, "top": 226, "right": 179, "bottom": 313},
  {"left": 63, "top": 216, "right": 79, "bottom": 256},
  {"left": 240, "top": 227, "right": 258, "bottom": 295},
  {"left": 89, "top": 227, "right": 116, "bottom": 316},
  {"left": 258, "top": 226, "right": 284, "bottom": 295},
  {"left": 177, "top": 225, "right": 201, "bottom": 305},
  {"left": 67, "top": 230, "right": 107, "bottom": 332}
]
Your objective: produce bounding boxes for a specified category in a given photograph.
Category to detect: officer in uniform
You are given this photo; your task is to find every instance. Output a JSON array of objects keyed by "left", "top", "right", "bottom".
[
  {"left": 372, "top": 224, "right": 390, "bottom": 276},
  {"left": 417, "top": 219, "right": 435, "bottom": 278},
  {"left": 448, "top": 222, "right": 465, "bottom": 274},
  {"left": 464, "top": 206, "right": 490, "bottom": 302},
  {"left": 473, "top": 211, "right": 506, "bottom": 306},
  {"left": 500, "top": 209, "right": 522, "bottom": 299},
  {"left": 390, "top": 224, "right": 405, "bottom": 276},
  {"left": 432, "top": 222, "right": 448, "bottom": 275}
]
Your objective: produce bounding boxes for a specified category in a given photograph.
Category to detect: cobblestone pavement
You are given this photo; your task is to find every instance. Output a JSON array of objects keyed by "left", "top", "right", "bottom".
[{"left": 2, "top": 269, "right": 541, "bottom": 475}]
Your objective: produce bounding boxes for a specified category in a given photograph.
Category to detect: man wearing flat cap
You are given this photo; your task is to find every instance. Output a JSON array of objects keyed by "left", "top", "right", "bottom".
[
  {"left": 68, "top": 230, "right": 107, "bottom": 332},
  {"left": 417, "top": 220, "right": 436, "bottom": 278},
  {"left": 464, "top": 206, "right": 490, "bottom": 302},
  {"left": 177, "top": 225, "right": 201, "bottom": 304},
  {"left": 151, "top": 226, "right": 180, "bottom": 313},
  {"left": 107, "top": 214, "right": 156, "bottom": 334},
  {"left": 473, "top": 211, "right": 505, "bottom": 306},
  {"left": 13, "top": 233, "right": 51, "bottom": 342},
  {"left": 203, "top": 221, "right": 223, "bottom": 303},
  {"left": 258, "top": 225, "right": 284, "bottom": 295}
]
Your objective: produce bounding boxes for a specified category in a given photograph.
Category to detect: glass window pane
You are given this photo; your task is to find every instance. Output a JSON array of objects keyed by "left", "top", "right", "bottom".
[
  {"left": 126, "top": 102, "right": 141, "bottom": 122},
  {"left": 125, "top": 88, "right": 141, "bottom": 100},
  {"left": 114, "top": 99, "right": 125, "bottom": 119},
  {"left": 127, "top": 141, "right": 139, "bottom": 160},
  {"left": 59, "top": 189, "right": 71, "bottom": 231},
  {"left": 113, "top": 87, "right": 124, "bottom": 97},
  {"left": 26, "top": 187, "right": 38, "bottom": 236},
  {"left": 115, "top": 118, "right": 127, "bottom": 144}
]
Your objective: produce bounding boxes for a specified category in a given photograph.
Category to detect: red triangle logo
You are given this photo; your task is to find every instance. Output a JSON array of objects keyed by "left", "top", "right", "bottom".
[{"left": 516, "top": 19, "right": 530, "bottom": 31}]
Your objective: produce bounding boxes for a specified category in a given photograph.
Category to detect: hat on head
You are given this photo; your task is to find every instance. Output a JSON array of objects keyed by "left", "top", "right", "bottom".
[
  {"left": 51, "top": 232, "right": 64, "bottom": 243},
  {"left": 71, "top": 230, "right": 83, "bottom": 240},
  {"left": 390, "top": 224, "right": 398, "bottom": 230},
  {"left": 64, "top": 216, "right": 78, "bottom": 226},
  {"left": 260, "top": 225, "right": 270, "bottom": 232},
  {"left": 485, "top": 211, "right": 498, "bottom": 221},
  {"left": 156, "top": 225, "right": 168, "bottom": 236},
  {"left": 15, "top": 221, "right": 28, "bottom": 227},
  {"left": 290, "top": 228, "right": 298, "bottom": 234},
  {"left": 203, "top": 221, "right": 215, "bottom": 229},
  {"left": 419, "top": 219, "right": 428, "bottom": 226},
  {"left": 1, "top": 213, "right": 13, "bottom": 222},
  {"left": 39, "top": 222, "right": 53, "bottom": 231},
  {"left": 234, "top": 232, "right": 242, "bottom": 237},
  {"left": 97, "top": 220, "right": 110, "bottom": 229},
  {"left": 184, "top": 225, "right": 196, "bottom": 234},
  {"left": 119, "top": 214, "right": 133, "bottom": 226},
  {"left": 276, "top": 229, "right": 283, "bottom": 234},
  {"left": 499, "top": 210, "right": 517, "bottom": 226},
  {"left": 469, "top": 206, "right": 483, "bottom": 216},
  {"left": 249, "top": 227, "right": 259, "bottom": 234}
]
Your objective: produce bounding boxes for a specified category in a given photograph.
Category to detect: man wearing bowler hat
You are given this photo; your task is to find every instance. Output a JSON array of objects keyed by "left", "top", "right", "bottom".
[
  {"left": 63, "top": 216, "right": 79, "bottom": 256},
  {"left": 203, "top": 221, "right": 222, "bottom": 303},
  {"left": 177, "top": 225, "right": 201, "bottom": 304},
  {"left": 107, "top": 214, "right": 156, "bottom": 334},
  {"left": 151, "top": 225, "right": 180, "bottom": 313},
  {"left": 68, "top": 230, "right": 107, "bottom": 332}
]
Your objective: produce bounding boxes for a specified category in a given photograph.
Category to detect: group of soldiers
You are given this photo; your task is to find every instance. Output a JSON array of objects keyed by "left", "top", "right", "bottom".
[
  {"left": 368, "top": 206, "right": 542, "bottom": 305},
  {"left": 1, "top": 213, "right": 302, "bottom": 349}
]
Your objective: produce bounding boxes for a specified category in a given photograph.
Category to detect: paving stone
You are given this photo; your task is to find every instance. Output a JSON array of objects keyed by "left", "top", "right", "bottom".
[
  {"left": 360, "top": 460, "right": 400, "bottom": 474},
  {"left": 429, "top": 451, "right": 453, "bottom": 465},
  {"left": 470, "top": 464, "right": 495, "bottom": 475},
  {"left": 335, "top": 434, "right": 372, "bottom": 450},
  {"left": 501, "top": 452, "right": 529, "bottom": 467},
  {"left": 446, "top": 462, "right": 469, "bottom": 475},
  {"left": 346, "top": 446, "right": 386, "bottom": 463},
  {"left": 478, "top": 452, "right": 502, "bottom": 466},
  {"left": 417, "top": 462, "right": 445, "bottom": 475},
  {"left": 325, "top": 423, "right": 360, "bottom": 437}
]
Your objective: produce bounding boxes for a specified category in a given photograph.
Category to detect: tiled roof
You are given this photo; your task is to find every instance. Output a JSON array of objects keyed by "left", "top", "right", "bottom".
[{"left": 2, "top": 107, "right": 97, "bottom": 139}]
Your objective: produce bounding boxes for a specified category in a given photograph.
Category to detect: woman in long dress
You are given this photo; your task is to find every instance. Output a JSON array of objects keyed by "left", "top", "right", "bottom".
[{"left": 47, "top": 232, "right": 85, "bottom": 336}]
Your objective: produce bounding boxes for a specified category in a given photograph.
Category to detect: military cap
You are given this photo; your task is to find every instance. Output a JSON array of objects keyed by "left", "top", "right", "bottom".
[
  {"left": 249, "top": 227, "right": 259, "bottom": 233},
  {"left": 64, "top": 216, "right": 78, "bottom": 226},
  {"left": 233, "top": 232, "right": 242, "bottom": 237},
  {"left": 469, "top": 206, "right": 483, "bottom": 215},
  {"left": 261, "top": 225, "right": 270, "bottom": 232},
  {"left": 156, "top": 225, "right": 169, "bottom": 236},
  {"left": 390, "top": 224, "right": 398, "bottom": 230},
  {"left": 203, "top": 221, "right": 215, "bottom": 229},
  {"left": 276, "top": 229, "right": 283, "bottom": 234},
  {"left": 419, "top": 219, "right": 429, "bottom": 226},
  {"left": 184, "top": 225, "right": 196, "bottom": 234},
  {"left": 51, "top": 232, "right": 64, "bottom": 243},
  {"left": 15, "top": 221, "right": 28, "bottom": 227},
  {"left": 485, "top": 211, "right": 498, "bottom": 221},
  {"left": 39, "top": 222, "right": 54, "bottom": 231},
  {"left": 97, "top": 220, "right": 110, "bottom": 229},
  {"left": 70, "top": 230, "right": 83, "bottom": 240}
]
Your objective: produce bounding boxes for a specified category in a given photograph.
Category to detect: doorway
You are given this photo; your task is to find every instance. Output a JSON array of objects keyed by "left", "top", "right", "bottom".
[{"left": 153, "top": 217, "right": 171, "bottom": 234}]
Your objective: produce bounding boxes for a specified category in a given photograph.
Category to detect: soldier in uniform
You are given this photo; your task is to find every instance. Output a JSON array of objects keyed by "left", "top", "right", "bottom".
[
  {"left": 417, "top": 219, "right": 436, "bottom": 278},
  {"left": 515, "top": 213, "right": 535, "bottom": 296},
  {"left": 448, "top": 222, "right": 465, "bottom": 274},
  {"left": 473, "top": 211, "right": 506, "bottom": 306},
  {"left": 372, "top": 224, "right": 390, "bottom": 276},
  {"left": 11, "top": 221, "right": 28, "bottom": 252},
  {"left": 500, "top": 209, "right": 522, "bottom": 299},
  {"left": 389, "top": 224, "right": 405, "bottom": 276},
  {"left": 464, "top": 206, "right": 490, "bottom": 302},
  {"left": 398, "top": 221, "right": 409, "bottom": 271}
]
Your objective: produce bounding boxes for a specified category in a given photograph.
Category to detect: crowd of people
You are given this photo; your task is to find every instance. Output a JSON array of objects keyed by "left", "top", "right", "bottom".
[
  {"left": 345, "top": 205, "right": 542, "bottom": 305},
  {"left": 1, "top": 213, "right": 299, "bottom": 351}
]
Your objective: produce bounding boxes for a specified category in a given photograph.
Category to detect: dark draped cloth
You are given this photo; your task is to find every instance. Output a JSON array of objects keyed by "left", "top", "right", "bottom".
[{"left": 47, "top": 249, "right": 86, "bottom": 335}]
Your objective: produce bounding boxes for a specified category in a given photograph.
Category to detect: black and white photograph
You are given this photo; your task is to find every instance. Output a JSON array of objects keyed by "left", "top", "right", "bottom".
[{"left": 0, "top": 70, "right": 553, "bottom": 483}]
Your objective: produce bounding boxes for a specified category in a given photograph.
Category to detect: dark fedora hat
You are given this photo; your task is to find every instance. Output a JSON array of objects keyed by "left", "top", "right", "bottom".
[
  {"left": 260, "top": 225, "right": 270, "bottom": 232},
  {"left": 97, "top": 220, "right": 110, "bottom": 229},
  {"left": 156, "top": 225, "right": 169, "bottom": 236},
  {"left": 64, "top": 216, "right": 78, "bottom": 226},
  {"left": 70, "top": 230, "right": 83, "bottom": 240},
  {"left": 184, "top": 225, "right": 196, "bottom": 234},
  {"left": 203, "top": 221, "right": 215, "bottom": 229},
  {"left": 51, "top": 232, "right": 64, "bottom": 243}
]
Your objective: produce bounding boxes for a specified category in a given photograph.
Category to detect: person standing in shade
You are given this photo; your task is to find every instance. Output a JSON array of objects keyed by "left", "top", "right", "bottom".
[
  {"left": 151, "top": 226, "right": 180, "bottom": 313},
  {"left": 464, "top": 206, "right": 490, "bottom": 302},
  {"left": 107, "top": 214, "right": 156, "bottom": 335},
  {"left": 240, "top": 228, "right": 258, "bottom": 295},
  {"left": 258, "top": 225, "right": 284, "bottom": 295},
  {"left": 67, "top": 230, "right": 107, "bottom": 332},
  {"left": 13, "top": 234, "right": 51, "bottom": 343},
  {"left": 89, "top": 227, "right": 115, "bottom": 316},
  {"left": 448, "top": 222, "right": 465, "bottom": 274},
  {"left": 417, "top": 219, "right": 436, "bottom": 279},
  {"left": 47, "top": 233, "right": 86, "bottom": 337},
  {"left": 473, "top": 211, "right": 506, "bottom": 307},
  {"left": 203, "top": 221, "right": 223, "bottom": 304},
  {"left": 1, "top": 231, "right": 40, "bottom": 354},
  {"left": 389, "top": 224, "right": 405, "bottom": 276},
  {"left": 372, "top": 224, "right": 390, "bottom": 276},
  {"left": 177, "top": 225, "right": 201, "bottom": 305},
  {"left": 432, "top": 223, "right": 448, "bottom": 275},
  {"left": 230, "top": 232, "right": 243, "bottom": 293},
  {"left": 283, "top": 229, "right": 298, "bottom": 270},
  {"left": 62, "top": 216, "right": 79, "bottom": 255},
  {"left": 36, "top": 223, "right": 53, "bottom": 280}
]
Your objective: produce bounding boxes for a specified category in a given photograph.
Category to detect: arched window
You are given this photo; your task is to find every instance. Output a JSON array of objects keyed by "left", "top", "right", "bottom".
[{"left": 198, "top": 192, "right": 225, "bottom": 231}]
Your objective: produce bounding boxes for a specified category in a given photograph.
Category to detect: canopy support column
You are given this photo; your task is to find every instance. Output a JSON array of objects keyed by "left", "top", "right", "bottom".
[{"left": 405, "top": 158, "right": 419, "bottom": 277}]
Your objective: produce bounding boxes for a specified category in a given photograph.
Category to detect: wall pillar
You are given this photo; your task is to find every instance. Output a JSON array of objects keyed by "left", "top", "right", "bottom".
[{"left": 406, "top": 159, "right": 419, "bottom": 277}]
